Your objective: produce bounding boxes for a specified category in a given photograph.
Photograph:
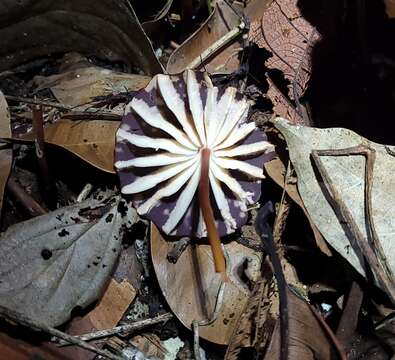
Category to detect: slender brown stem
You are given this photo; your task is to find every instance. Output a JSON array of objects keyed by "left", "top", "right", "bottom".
[
  {"left": 32, "top": 105, "right": 57, "bottom": 209},
  {"left": 199, "top": 148, "right": 227, "bottom": 280}
]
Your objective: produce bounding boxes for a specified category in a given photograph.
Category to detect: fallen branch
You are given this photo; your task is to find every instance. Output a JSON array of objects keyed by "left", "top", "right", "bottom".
[
  {"left": 55, "top": 313, "right": 173, "bottom": 346},
  {"left": 5, "top": 95, "right": 71, "bottom": 110}
]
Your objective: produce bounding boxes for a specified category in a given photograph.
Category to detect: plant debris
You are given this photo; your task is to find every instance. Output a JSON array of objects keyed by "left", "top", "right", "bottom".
[{"left": 0, "top": 1, "right": 394, "bottom": 359}]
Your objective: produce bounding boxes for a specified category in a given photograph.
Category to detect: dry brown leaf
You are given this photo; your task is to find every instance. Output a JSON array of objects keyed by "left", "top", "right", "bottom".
[
  {"left": 263, "top": 290, "right": 342, "bottom": 360},
  {"left": 151, "top": 224, "right": 262, "bottom": 345},
  {"left": 0, "top": 0, "right": 162, "bottom": 75},
  {"left": 225, "top": 276, "right": 278, "bottom": 360},
  {"left": 249, "top": 0, "right": 320, "bottom": 100},
  {"left": 34, "top": 59, "right": 151, "bottom": 110},
  {"left": 88, "top": 279, "right": 137, "bottom": 330},
  {"left": 166, "top": 0, "right": 244, "bottom": 74},
  {"left": 18, "top": 119, "right": 119, "bottom": 173},
  {"left": 130, "top": 333, "right": 167, "bottom": 359}
]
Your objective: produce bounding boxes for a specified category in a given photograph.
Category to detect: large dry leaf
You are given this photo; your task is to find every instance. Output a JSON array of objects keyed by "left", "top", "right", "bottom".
[
  {"left": 0, "top": 194, "right": 136, "bottom": 326},
  {"left": 0, "top": 91, "right": 12, "bottom": 214},
  {"left": 151, "top": 224, "right": 262, "bottom": 345},
  {"left": 249, "top": 0, "right": 320, "bottom": 100},
  {"left": 18, "top": 119, "right": 119, "bottom": 173},
  {"left": 263, "top": 290, "right": 342, "bottom": 360},
  {"left": 34, "top": 62, "right": 151, "bottom": 109},
  {"left": 166, "top": 0, "right": 244, "bottom": 74},
  {"left": 0, "top": 0, "right": 162, "bottom": 75},
  {"left": 274, "top": 118, "right": 395, "bottom": 284}
]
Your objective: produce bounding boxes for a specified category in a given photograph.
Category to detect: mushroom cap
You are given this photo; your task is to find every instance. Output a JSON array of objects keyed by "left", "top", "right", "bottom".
[{"left": 115, "top": 71, "right": 274, "bottom": 237}]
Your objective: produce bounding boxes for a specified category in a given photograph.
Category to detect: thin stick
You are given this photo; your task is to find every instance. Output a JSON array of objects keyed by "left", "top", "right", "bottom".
[
  {"left": 55, "top": 313, "right": 173, "bottom": 346},
  {"left": 5, "top": 95, "right": 71, "bottom": 110},
  {"left": 32, "top": 105, "right": 57, "bottom": 209},
  {"left": 199, "top": 147, "right": 227, "bottom": 280},
  {"left": 7, "top": 176, "right": 47, "bottom": 217},
  {"left": 311, "top": 145, "right": 395, "bottom": 305},
  {"left": 187, "top": 22, "right": 245, "bottom": 70},
  {"left": 0, "top": 305, "right": 123, "bottom": 360},
  {"left": 255, "top": 202, "right": 288, "bottom": 360}
]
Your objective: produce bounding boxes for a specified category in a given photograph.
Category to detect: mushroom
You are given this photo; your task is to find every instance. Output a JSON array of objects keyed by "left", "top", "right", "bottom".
[{"left": 115, "top": 70, "right": 274, "bottom": 279}]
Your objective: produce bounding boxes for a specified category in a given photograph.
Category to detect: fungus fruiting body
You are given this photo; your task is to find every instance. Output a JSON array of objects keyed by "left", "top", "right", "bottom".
[{"left": 115, "top": 70, "right": 274, "bottom": 277}]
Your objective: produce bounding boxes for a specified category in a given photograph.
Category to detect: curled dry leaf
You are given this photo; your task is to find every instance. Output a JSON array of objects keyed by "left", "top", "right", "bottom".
[
  {"left": 274, "top": 118, "right": 395, "bottom": 289},
  {"left": 18, "top": 119, "right": 119, "bottom": 173},
  {"left": 151, "top": 224, "right": 263, "bottom": 345},
  {"left": 0, "top": 0, "right": 162, "bottom": 75},
  {"left": 0, "top": 193, "right": 136, "bottom": 326},
  {"left": 33, "top": 59, "right": 151, "bottom": 110},
  {"left": 0, "top": 91, "right": 12, "bottom": 213},
  {"left": 166, "top": 0, "right": 244, "bottom": 74}
]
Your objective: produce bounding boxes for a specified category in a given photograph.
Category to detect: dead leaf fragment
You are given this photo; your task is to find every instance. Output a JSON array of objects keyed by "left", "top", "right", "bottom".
[
  {"left": 274, "top": 118, "right": 395, "bottom": 289},
  {"left": 166, "top": 0, "right": 244, "bottom": 74},
  {"left": 0, "top": 194, "right": 135, "bottom": 327},
  {"left": 249, "top": 0, "right": 320, "bottom": 100},
  {"left": 88, "top": 279, "right": 137, "bottom": 330},
  {"left": 34, "top": 63, "right": 151, "bottom": 110},
  {"left": 151, "top": 224, "right": 262, "bottom": 345},
  {"left": 18, "top": 119, "right": 119, "bottom": 173},
  {"left": 264, "top": 290, "right": 343, "bottom": 360}
]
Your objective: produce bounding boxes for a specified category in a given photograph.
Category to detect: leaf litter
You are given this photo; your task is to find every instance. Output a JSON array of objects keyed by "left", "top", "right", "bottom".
[{"left": 0, "top": 0, "right": 394, "bottom": 359}]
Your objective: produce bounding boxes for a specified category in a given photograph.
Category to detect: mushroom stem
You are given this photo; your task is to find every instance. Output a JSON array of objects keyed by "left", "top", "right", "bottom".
[{"left": 199, "top": 147, "right": 228, "bottom": 281}]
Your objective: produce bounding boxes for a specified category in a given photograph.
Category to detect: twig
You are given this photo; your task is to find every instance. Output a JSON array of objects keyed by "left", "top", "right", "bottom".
[
  {"left": 7, "top": 176, "right": 47, "bottom": 217},
  {"left": 32, "top": 105, "right": 57, "bottom": 209},
  {"left": 62, "top": 111, "right": 122, "bottom": 121},
  {"left": 55, "top": 313, "right": 173, "bottom": 346},
  {"left": 273, "top": 161, "right": 292, "bottom": 246},
  {"left": 187, "top": 22, "right": 246, "bottom": 70},
  {"left": 76, "top": 183, "right": 93, "bottom": 203},
  {"left": 0, "top": 305, "right": 123, "bottom": 360},
  {"left": 255, "top": 202, "right": 288, "bottom": 360},
  {"left": 311, "top": 145, "right": 395, "bottom": 305},
  {"left": 5, "top": 95, "right": 71, "bottom": 110}
]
